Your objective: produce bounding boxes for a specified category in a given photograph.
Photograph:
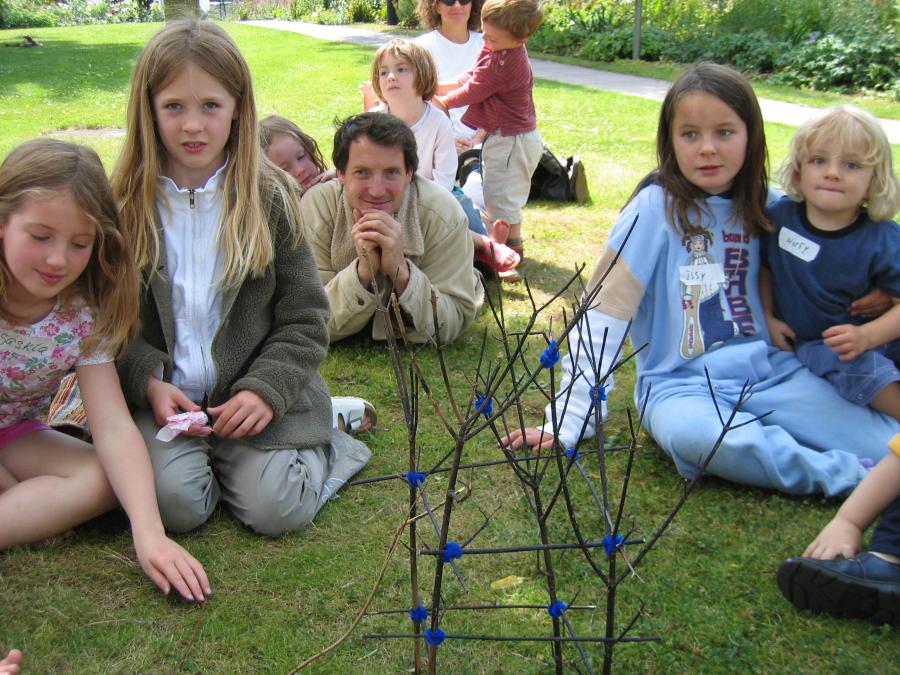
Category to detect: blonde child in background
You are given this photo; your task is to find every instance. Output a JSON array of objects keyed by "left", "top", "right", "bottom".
[
  {"left": 370, "top": 38, "right": 519, "bottom": 273},
  {"left": 113, "top": 20, "right": 370, "bottom": 536},
  {"left": 435, "top": 0, "right": 544, "bottom": 281},
  {"left": 259, "top": 115, "right": 334, "bottom": 194},
  {"left": 0, "top": 139, "right": 209, "bottom": 602},
  {"left": 761, "top": 106, "right": 900, "bottom": 421}
]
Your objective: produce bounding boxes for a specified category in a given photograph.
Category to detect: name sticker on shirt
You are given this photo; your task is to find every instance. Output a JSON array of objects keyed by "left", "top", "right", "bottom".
[
  {"left": 679, "top": 263, "right": 726, "bottom": 286},
  {"left": 778, "top": 227, "right": 820, "bottom": 262}
]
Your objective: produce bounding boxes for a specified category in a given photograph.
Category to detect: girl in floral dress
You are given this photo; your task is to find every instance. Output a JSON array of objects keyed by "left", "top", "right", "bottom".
[{"left": 0, "top": 138, "right": 209, "bottom": 602}]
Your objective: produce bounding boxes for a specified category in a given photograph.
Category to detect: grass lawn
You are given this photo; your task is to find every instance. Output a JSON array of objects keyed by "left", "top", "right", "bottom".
[{"left": 1, "top": 21, "right": 898, "bottom": 673}]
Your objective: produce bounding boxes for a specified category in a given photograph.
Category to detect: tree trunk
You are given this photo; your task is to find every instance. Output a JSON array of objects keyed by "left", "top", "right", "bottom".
[{"left": 385, "top": 0, "right": 398, "bottom": 25}]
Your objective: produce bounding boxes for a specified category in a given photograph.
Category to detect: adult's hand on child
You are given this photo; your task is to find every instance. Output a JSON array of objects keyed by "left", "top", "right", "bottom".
[
  {"left": 207, "top": 390, "right": 274, "bottom": 439},
  {"left": 803, "top": 514, "right": 863, "bottom": 560},
  {"left": 848, "top": 288, "right": 891, "bottom": 318},
  {"left": 501, "top": 427, "right": 556, "bottom": 451},
  {"left": 354, "top": 208, "right": 410, "bottom": 294},
  {"left": 134, "top": 529, "right": 211, "bottom": 602},
  {"left": 766, "top": 317, "right": 796, "bottom": 352},
  {"left": 146, "top": 378, "right": 212, "bottom": 436},
  {"left": 0, "top": 649, "right": 22, "bottom": 675},
  {"left": 823, "top": 323, "right": 870, "bottom": 361}
]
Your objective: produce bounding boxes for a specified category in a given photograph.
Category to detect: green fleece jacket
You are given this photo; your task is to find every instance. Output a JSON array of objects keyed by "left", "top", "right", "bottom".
[{"left": 118, "top": 191, "right": 333, "bottom": 451}]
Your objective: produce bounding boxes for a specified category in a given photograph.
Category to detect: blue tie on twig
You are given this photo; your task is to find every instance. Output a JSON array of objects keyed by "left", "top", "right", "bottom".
[
  {"left": 564, "top": 447, "right": 581, "bottom": 461},
  {"left": 474, "top": 394, "right": 493, "bottom": 416},
  {"left": 602, "top": 532, "right": 624, "bottom": 556},
  {"left": 442, "top": 541, "right": 464, "bottom": 562},
  {"left": 424, "top": 628, "right": 446, "bottom": 646},
  {"left": 540, "top": 340, "right": 560, "bottom": 368},
  {"left": 590, "top": 384, "right": 607, "bottom": 402},
  {"left": 409, "top": 605, "right": 429, "bottom": 624},
  {"left": 547, "top": 599, "right": 569, "bottom": 618},
  {"left": 404, "top": 471, "right": 427, "bottom": 488}
]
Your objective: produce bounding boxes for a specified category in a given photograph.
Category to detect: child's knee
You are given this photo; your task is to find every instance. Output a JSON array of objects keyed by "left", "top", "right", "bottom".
[
  {"left": 238, "top": 492, "right": 317, "bottom": 537},
  {"left": 154, "top": 468, "right": 217, "bottom": 533}
]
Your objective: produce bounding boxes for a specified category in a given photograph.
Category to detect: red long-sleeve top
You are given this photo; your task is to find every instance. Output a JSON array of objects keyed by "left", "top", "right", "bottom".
[{"left": 442, "top": 45, "right": 537, "bottom": 136}]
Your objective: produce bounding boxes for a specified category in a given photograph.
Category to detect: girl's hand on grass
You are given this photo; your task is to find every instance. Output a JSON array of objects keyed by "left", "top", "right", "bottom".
[
  {"left": 501, "top": 427, "right": 556, "bottom": 451},
  {"left": 0, "top": 649, "right": 22, "bottom": 675},
  {"left": 134, "top": 530, "right": 211, "bottom": 602},
  {"left": 207, "top": 391, "right": 273, "bottom": 439},
  {"left": 803, "top": 514, "right": 863, "bottom": 560},
  {"left": 146, "top": 378, "right": 212, "bottom": 436}
]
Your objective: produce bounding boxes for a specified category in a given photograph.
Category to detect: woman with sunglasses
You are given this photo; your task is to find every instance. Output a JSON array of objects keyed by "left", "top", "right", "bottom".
[
  {"left": 415, "top": 0, "right": 484, "bottom": 145},
  {"left": 414, "top": 0, "right": 493, "bottom": 255}
]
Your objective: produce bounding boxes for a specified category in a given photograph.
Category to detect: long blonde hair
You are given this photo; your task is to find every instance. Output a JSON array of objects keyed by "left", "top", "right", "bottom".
[
  {"left": 111, "top": 19, "right": 303, "bottom": 287},
  {"left": 0, "top": 139, "right": 138, "bottom": 355}
]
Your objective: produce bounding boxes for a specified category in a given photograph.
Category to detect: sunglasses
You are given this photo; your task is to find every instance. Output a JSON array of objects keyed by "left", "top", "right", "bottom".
[{"left": 438, "top": 0, "right": 472, "bottom": 5}]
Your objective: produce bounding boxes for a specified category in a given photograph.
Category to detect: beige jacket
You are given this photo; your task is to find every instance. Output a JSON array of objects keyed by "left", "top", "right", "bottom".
[{"left": 301, "top": 176, "right": 481, "bottom": 344}]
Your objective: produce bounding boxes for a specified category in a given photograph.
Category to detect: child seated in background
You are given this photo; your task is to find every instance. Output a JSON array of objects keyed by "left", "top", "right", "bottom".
[
  {"left": 778, "top": 434, "right": 900, "bottom": 624},
  {"left": 435, "top": 0, "right": 544, "bottom": 281},
  {"left": 761, "top": 106, "right": 900, "bottom": 420},
  {"left": 370, "top": 38, "right": 519, "bottom": 273},
  {"left": 259, "top": 115, "right": 334, "bottom": 194}
]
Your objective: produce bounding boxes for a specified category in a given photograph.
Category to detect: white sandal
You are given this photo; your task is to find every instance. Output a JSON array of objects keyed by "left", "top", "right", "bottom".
[{"left": 331, "top": 396, "right": 377, "bottom": 433}]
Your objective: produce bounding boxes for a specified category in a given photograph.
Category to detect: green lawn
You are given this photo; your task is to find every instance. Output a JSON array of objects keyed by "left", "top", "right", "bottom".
[{"left": 1, "top": 22, "right": 898, "bottom": 673}]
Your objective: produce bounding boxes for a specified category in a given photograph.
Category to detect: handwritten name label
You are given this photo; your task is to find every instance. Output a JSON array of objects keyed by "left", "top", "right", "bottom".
[
  {"left": 0, "top": 330, "right": 50, "bottom": 354},
  {"left": 679, "top": 263, "right": 726, "bottom": 286},
  {"left": 778, "top": 227, "right": 820, "bottom": 262}
]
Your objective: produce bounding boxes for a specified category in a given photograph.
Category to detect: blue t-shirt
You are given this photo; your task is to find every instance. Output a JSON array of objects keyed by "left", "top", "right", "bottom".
[{"left": 762, "top": 196, "right": 900, "bottom": 341}]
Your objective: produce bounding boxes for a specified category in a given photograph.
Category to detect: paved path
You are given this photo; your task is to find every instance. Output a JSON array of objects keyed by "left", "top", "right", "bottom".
[{"left": 247, "top": 19, "right": 900, "bottom": 144}]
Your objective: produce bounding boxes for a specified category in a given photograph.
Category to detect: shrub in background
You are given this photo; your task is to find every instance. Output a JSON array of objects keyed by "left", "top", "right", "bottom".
[
  {"left": 395, "top": 0, "right": 417, "bottom": 27},
  {"left": 772, "top": 31, "right": 900, "bottom": 93},
  {"left": 0, "top": 0, "right": 58, "bottom": 27},
  {"left": 0, "top": 0, "right": 162, "bottom": 27}
]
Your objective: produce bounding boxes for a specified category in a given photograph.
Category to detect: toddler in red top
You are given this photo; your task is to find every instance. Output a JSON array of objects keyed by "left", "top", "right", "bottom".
[{"left": 437, "top": 0, "right": 544, "bottom": 281}]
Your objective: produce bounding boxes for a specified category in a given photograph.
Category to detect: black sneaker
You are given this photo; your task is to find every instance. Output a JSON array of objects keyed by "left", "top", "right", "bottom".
[{"left": 777, "top": 552, "right": 900, "bottom": 625}]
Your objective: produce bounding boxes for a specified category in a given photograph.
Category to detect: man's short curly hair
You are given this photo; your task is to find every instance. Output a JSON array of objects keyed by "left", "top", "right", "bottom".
[{"left": 332, "top": 112, "right": 419, "bottom": 175}]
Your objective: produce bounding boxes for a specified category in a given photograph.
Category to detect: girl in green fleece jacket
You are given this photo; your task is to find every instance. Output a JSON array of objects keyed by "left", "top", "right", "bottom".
[{"left": 113, "top": 19, "right": 370, "bottom": 537}]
